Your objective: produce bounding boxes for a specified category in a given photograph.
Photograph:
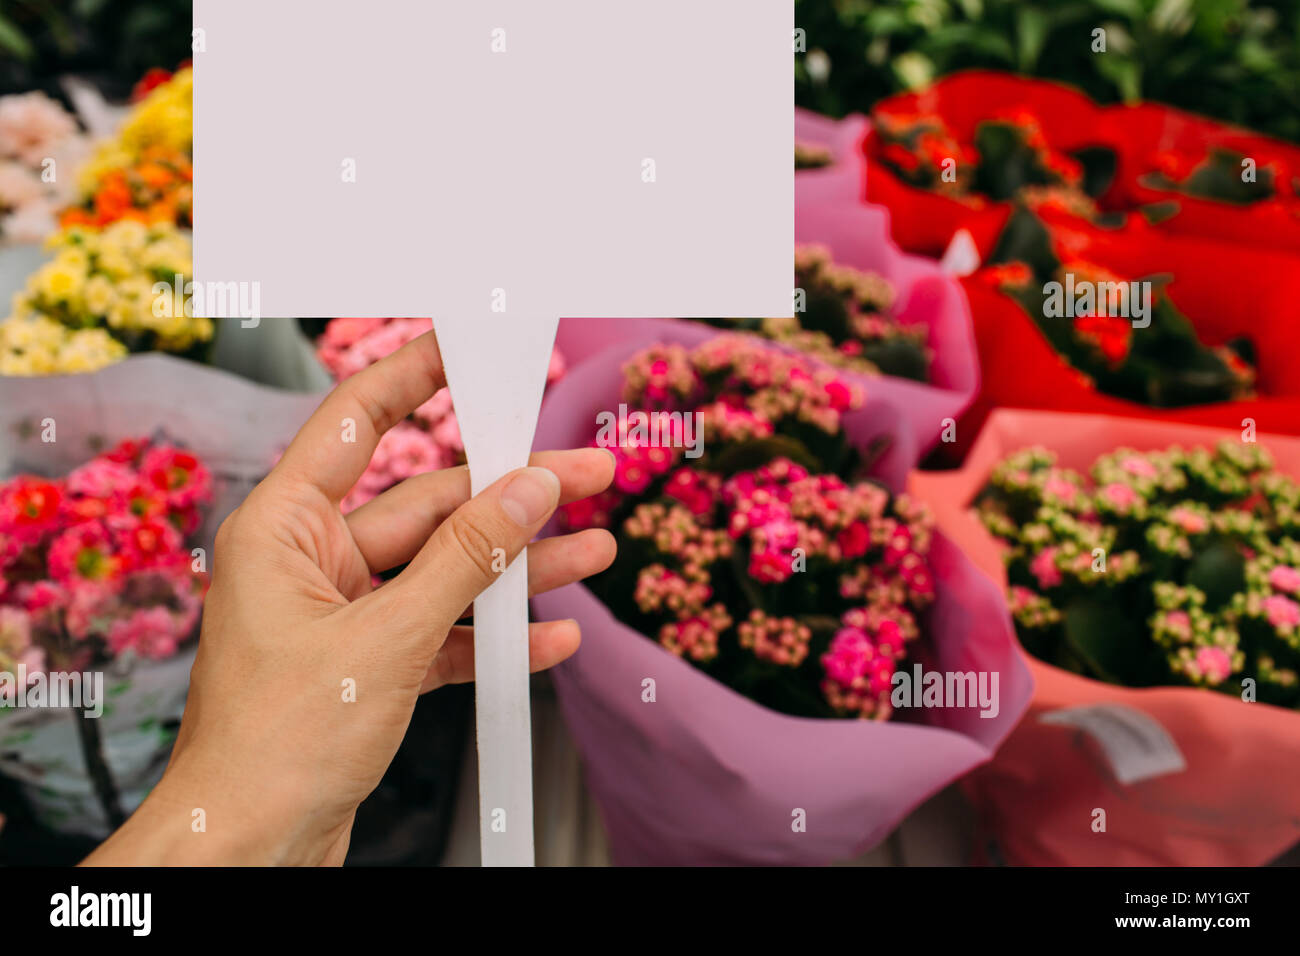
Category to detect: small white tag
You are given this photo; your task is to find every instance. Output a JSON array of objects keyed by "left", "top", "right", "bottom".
[{"left": 1040, "top": 704, "right": 1186, "bottom": 785}]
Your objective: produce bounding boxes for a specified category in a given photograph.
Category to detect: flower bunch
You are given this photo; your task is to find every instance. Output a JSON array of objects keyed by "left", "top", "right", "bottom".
[
  {"left": 313, "top": 318, "right": 566, "bottom": 513},
  {"left": 75, "top": 67, "right": 192, "bottom": 203},
  {"left": 872, "top": 108, "right": 1094, "bottom": 215},
  {"left": 0, "top": 91, "right": 89, "bottom": 241},
  {"left": 701, "top": 246, "right": 930, "bottom": 382},
  {"left": 977, "top": 440, "right": 1300, "bottom": 707},
  {"left": 0, "top": 439, "right": 211, "bottom": 674},
  {"left": 60, "top": 145, "right": 193, "bottom": 230},
  {"left": 566, "top": 335, "right": 937, "bottom": 720},
  {"left": 1, "top": 220, "right": 212, "bottom": 375}
]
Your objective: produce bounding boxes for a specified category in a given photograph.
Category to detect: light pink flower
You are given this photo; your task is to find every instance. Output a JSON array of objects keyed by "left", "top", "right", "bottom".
[
  {"left": 0, "top": 91, "right": 79, "bottom": 166},
  {"left": 1268, "top": 565, "right": 1300, "bottom": 595},
  {"left": 1194, "top": 646, "right": 1233, "bottom": 684},
  {"left": 105, "top": 606, "right": 183, "bottom": 660},
  {"left": 1263, "top": 594, "right": 1300, "bottom": 630}
]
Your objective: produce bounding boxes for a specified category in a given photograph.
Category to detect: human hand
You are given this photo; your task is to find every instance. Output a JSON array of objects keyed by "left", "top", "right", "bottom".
[{"left": 84, "top": 329, "right": 615, "bottom": 865}]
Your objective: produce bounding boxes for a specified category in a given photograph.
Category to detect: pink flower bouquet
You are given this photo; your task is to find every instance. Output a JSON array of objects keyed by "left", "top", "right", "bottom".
[{"left": 532, "top": 325, "right": 1031, "bottom": 865}]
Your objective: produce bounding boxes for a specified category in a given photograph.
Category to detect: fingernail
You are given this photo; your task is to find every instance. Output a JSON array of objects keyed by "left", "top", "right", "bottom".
[{"left": 502, "top": 467, "right": 560, "bottom": 526}]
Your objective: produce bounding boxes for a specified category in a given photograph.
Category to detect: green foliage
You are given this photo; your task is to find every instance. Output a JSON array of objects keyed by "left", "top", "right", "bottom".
[
  {"left": 0, "top": 0, "right": 193, "bottom": 97},
  {"left": 796, "top": 0, "right": 1300, "bottom": 143}
]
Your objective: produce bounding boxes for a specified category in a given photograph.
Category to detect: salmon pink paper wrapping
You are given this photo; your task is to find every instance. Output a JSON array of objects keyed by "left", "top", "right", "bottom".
[
  {"left": 530, "top": 326, "right": 1032, "bottom": 866},
  {"left": 910, "top": 409, "right": 1300, "bottom": 867},
  {"left": 555, "top": 196, "right": 979, "bottom": 456}
]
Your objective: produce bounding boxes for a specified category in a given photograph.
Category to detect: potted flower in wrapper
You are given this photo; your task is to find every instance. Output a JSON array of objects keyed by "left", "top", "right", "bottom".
[
  {"left": 0, "top": 438, "right": 210, "bottom": 838},
  {"left": 533, "top": 326, "right": 1032, "bottom": 865},
  {"left": 910, "top": 410, "right": 1300, "bottom": 866}
]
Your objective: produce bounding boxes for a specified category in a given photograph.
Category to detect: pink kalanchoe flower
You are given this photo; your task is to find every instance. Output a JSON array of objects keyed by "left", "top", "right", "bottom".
[
  {"left": 140, "top": 446, "right": 213, "bottom": 511},
  {"left": 114, "top": 517, "right": 184, "bottom": 572},
  {"left": 47, "top": 522, "right": 120, "bottom": 584},
  {"left": 1165, "top": 610, "right": 1192, "bottom": 641},
  {"left": 105, "top": 605, "right": 185, "bottom": 660},
  {"left": 1262, "top": 594, "right": 1300, "bottom": 630},
  {"left": 1120, "top": 456, "right": 1159, "bottom": 478},
  {"left": 66, "top": 458, "right": 138, "bottom": 500},
  {"left": 1030, "top": 547, "right": 1062, "bottom": 589},
  {"left": 1167, "top": 507, "right": 1208, "bottom": 534},
  {"left": 1100, "top": 482, "right": 1141, "bottom": 510},
  {"left": 1194, "top": 646, "right": 1233, "bottom": 684},
  {"left": 614, "top": 456, "right": 653, "bottom": 495},
  {"left": 1269, "top": 565, "right": 1300, "bottom": 595}
]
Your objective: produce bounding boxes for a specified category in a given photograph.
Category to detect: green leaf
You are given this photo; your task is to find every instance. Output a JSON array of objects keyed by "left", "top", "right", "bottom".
[
  {"left": 711, "top": 435, "right": 822, "bottom": 477},
  {"left": 1016, "top": 7, "right": 1050, "bottom": 71},
  {"left": 1063, "top": 598, "right": 1152, "bottom": 685},
  {"left": 1185, "top": 541, "right": 1246, "bottom": 610},
  {"left": 0, "top": 14, "right": 34, "bottom": 61}
]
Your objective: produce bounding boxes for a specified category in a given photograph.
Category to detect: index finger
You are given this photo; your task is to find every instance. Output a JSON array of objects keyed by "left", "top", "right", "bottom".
[{"left": 272, "top": 327, "right": 447, "bottom": 501}]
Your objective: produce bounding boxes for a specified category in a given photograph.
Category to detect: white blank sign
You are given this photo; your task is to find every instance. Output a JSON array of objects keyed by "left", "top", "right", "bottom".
[{"left": 193, "top": 0, "right": 793, "bottom": 319}]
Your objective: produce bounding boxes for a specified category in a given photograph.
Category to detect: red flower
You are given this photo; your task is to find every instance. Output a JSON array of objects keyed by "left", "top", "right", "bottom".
[
  {"left": 1073, "top": 312, "right": 1132, "bottom": 366},
  {"left": 837, "top": 520, "right": 871, "bottom": 560},
  {"left": 1, "top": 478, "right": 64, "bottom": 540}
]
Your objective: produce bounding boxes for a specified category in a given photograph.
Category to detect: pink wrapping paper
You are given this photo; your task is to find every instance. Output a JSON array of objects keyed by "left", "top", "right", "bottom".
[
  {"left": 795, "top": 108, "right": 868, "bottom": 205},
  {"left": 555, "top": 197, "right": 979, "bottom": 455},
  {"left": 530, "top": 327, "right": 1032, "bottom": 866},
  {"left": 909, "top": 409, "right": 1300, "bottom": 866}
]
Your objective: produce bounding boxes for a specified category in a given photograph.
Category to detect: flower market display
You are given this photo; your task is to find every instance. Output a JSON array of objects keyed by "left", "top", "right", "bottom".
[{"left": 1, "top": 220, "right": 209, "bottom": 375}]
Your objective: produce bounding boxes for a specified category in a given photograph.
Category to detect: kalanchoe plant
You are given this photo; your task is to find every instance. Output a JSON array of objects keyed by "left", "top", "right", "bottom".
[
  {"left": 977, "top": 440, "right": 1300, "bottom": 708},
  {"left": 561, "top": 335, "right": 937, "bottom": 720},
  {"left": 982, "top": 210, "right": 1256, "bottom": 408},
  {"left": 698, "top": 245, "right": 932, "bottom": 383},
  {"left": 871, "top": 108, "right": 1102, "bottom": 217}
]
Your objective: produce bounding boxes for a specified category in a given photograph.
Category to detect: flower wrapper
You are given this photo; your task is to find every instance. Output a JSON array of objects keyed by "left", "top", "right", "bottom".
[
  {"left": 0, "top": 354, "right": 323, "bottom": 836},
  {"left": 909, "top": 409, "right": 1300, "bottom": 866},
  {"left": 530, "top": 328, "right": 1032, "bottom": 865},
  {"left": 555, "top": 196, "right": 979, "bottom": 455},
  {"left": 794, "top": 108, "right": 868, "bottom": 206}
]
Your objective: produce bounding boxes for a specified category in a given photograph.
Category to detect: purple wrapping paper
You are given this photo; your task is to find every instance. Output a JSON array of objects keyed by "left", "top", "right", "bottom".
[
  {"left": 554, "top": 183, "right": 979, "bottom": 454},
  {"left": 530, "top": 325, "right": 1032, "bottom": 865}
]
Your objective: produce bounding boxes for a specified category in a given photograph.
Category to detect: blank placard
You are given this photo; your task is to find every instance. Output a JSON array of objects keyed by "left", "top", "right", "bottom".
[{"left": 193, "top": 0, "right": 792, "bottom": 319}]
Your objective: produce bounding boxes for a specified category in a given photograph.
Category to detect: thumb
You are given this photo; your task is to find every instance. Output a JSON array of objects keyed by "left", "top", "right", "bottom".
[{"left": 364, "top": 465, "right": 561, "bottom": 645}]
